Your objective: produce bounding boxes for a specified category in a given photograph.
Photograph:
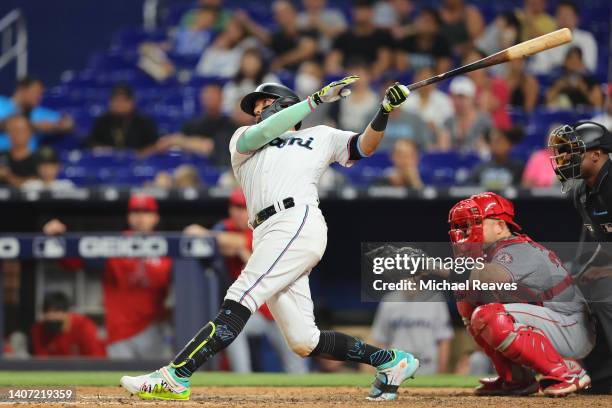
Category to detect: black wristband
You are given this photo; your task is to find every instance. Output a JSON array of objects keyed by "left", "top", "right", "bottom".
[
  {"left": 449, "top": 268, "right": 472, "bottom": 284},
  {"left": 369, "top": 106, "right": 389, "bottom": 132}
]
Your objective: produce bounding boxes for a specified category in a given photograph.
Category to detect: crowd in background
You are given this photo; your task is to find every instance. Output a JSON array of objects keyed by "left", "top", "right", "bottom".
[{"left": 0, "top": 0, "right": 609, "bottom": 192}]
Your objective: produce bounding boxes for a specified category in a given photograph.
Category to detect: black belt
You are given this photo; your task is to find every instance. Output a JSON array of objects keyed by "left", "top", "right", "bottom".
[{"left": 253, "top": 197, "right": 295, "bottom": 229}]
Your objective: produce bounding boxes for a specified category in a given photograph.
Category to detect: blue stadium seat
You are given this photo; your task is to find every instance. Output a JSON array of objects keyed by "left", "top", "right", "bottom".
[{"left": 419, "top": 152, "right": 481, "bottom": 186}]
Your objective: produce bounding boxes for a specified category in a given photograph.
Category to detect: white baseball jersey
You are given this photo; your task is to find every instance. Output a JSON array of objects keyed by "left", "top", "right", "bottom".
[{"left": 229, "top": 124, "right": 357, "bottom": 222}]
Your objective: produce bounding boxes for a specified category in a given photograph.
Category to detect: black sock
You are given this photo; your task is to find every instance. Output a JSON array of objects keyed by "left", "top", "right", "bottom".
[
  {"left": 308, "top": 330, "right": 394, "bottom": 367},
  {"left": 171, "top": 300, "right": 251, "bottom": 378}
]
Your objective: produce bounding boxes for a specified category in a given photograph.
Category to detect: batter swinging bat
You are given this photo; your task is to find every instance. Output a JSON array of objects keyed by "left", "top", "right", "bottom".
[{"left": 406, "top": 28, "right": 573, "bottom": 92}]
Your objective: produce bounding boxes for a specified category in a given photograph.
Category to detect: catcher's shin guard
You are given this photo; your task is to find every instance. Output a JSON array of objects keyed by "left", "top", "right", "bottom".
[
  {"left": 171, "top": 299, "right": 251, "bottom": 377},
  {"left": 470, "top": 303, "right": 571, "bottom": 379}
]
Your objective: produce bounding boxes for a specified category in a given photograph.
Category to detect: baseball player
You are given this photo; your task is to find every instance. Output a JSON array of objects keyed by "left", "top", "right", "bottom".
[
  {"left": 121, "top": 76, "right": 419, "bottom": 401},
  {"left": 433, "top": 192, "right": 594, "bottom": 397},
  {"left": 548, "top": 121, "right": 612, "bottom": 393}
]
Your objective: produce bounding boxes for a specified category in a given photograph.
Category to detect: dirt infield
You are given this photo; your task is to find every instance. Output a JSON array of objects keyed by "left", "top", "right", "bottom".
[{"left": 20, "top": 386, "right": 611, "bottom": 407}]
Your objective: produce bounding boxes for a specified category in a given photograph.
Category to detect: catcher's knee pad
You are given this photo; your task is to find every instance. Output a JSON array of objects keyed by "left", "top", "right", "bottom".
[
  {"left": 285, "top": 327, "right": 320, "bottom": 357},
  {"left": 470, "top": 303, "right": 515, "bottom": 349}
]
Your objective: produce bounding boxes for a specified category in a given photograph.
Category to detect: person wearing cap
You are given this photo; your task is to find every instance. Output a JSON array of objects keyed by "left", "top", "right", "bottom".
[
  {"left": 439, "top": 76, "right": 493, "bottom": 155},
  {"left": 21, "top": 146, "right": 74, "bottom": 191},
  {"left": 43, "top": 193, "right": 173, "bottom": 359},
  {"left": 549, "top": 121, "right": 612, "bottom": 393},
  {"left": 88, "top": 83, "right": 159, "bottom": 152}
]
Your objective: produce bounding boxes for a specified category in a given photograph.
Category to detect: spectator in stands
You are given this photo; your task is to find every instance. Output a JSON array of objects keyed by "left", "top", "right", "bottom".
[
  {"left": 377, "top": 139, "right": 423, "bottom": 188},
  {"left": 336, "top": 65, "right": 379, "bottom": 132},
  {"left": 546, "top": 47, "right": 604, "bottom": 109},
  {"left": 21, "top": 147, "right": 74, "bottom": 191},
  {"left": 373, "top": 0, "right": 415, "bottom": 39},
  {"left": 268, "top": 0, "right": 319, "bottom": 73},
  {"left": 88, "top": 83, "right": 158, "bottom": 152},
  {"left": 295, "top": 61, "right": 331, "bottom": 129},
  {"left": 517, "top": 0, "right": 556, "bottom": 41},
  {"left": 325, "top": 0, "right": 394, "bottom": 79},
  {"left": 183, "top": 188, "right": 307, "bottom": 373},
  {"left": 150, "top": 83, "right": 234, "bottom": 166},
  {"left": 297, "top": 0, "right": 347, "bottom": 52},
  {"left": 195, "top": 18, "right": 258, "bottom": 78},
  {"left": 179, "top": 0, "right": 232, "bottom": 32},
  {"left": 0, "top": 115, "right": 38, "bottom": 188},
  {"left": 439, "top": 76, "right": 492, "bottom": 155},
  {"left": 173, "top": 5, "right": 218, "bottom": 56},
  {"left": 522, "top": 129, "right": 559, "bottom": 188},
  {"left": 222, "top": 48, "right": 279, "bottom": 115},
  {"left": 396, "top": 8, "right": 452, "bottom": 74},
  {"left": 30, "top": 292, "right": 106, "bottom": 357},
  {"left": 468, "top": 127, "right": 524, "bottom": 189},
  {"left": 402, "top": 66, "right": 454, "bottom": 135},
  {"left": 529, "top": 1, "right": 597, "bottom": 74},
  {"left": 439, "top": 0, "right": 484, "bottom": 56},
  {"left": 0, "top": 76, "right": 74, "bottom": 151},
  {"left": 505, "top": 58, "right": 540, "bottom": 113},
  {"left": 174, "top": 165, "right": 203, "bottom": 189},
  {"left": 476, "top": 12, "right": 521, "bottom": 76},
  {"left": 464, "top": 48, "right": 511, "bottom": 130},
  {"left": 43, "top": 194, "right": 173, "bottom": 359},
  {"left": 369, "top": 292, "right": 453, "bottom": 374},
  {"left": 377, "top": 78, "right": 433, "bottom": 151}
]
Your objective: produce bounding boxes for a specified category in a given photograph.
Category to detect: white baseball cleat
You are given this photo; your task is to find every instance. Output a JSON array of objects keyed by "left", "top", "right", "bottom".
[
  {"left": 120, "top": 365, "right": 191, "bottom": 401},
  {"left": 367, "top": 350, "right": 420, "bottom": 401}
]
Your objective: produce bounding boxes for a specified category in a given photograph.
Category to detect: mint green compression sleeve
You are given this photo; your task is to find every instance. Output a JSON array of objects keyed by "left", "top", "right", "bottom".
[{"left": 236, "top": 98, "right": 315, "bottom": 153}]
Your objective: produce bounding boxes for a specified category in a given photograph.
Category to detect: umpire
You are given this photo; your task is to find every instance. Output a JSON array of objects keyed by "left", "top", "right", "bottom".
[{"left": 549, "top": 121, "right": 612, "bottom": 394}]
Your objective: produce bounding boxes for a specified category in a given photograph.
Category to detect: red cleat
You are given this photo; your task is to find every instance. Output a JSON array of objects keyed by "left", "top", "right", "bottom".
[
  {"left": 474, "top": 376, "right": 539, "bottom": 396},
  {"left": 541, "top": 359, "right": 591, "bottom": 397}
]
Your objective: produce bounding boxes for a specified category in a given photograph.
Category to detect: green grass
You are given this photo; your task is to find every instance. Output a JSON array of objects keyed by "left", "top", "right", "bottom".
[{"left": 0, "top": 371, "right": 477, "bottom": 388}]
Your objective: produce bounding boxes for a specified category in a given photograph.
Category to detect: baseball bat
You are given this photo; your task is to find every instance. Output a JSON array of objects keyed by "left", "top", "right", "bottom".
[{"left": 406, "top": 28, "right": 573, "bottom": 92}]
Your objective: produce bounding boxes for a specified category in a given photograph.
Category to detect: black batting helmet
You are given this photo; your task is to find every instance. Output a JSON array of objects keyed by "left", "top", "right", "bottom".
[
  {"left": 548, "top": 121, "right": 612, "bottom": 182},
  {"left": 240, "top": 83, "right": 301, "bottom": 129}
]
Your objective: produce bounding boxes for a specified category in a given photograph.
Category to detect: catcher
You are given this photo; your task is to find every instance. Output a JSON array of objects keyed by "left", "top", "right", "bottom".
[{"left": 425, "top": 192, "right": 594, "bottom": 396}]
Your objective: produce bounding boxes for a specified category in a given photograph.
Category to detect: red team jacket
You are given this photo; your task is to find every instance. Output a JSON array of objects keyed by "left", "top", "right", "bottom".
[
  {"left": 216, "top": 218, "right": 273, "bottom": 320},
  {"left": 103, "top": 255, "right": 172, "bottom": 343},
  {"left": 31, "top": 313, "right": 106, "bottom": 357}
]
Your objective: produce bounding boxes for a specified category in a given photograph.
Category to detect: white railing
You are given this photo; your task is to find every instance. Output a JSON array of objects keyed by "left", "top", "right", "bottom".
[{"left": 0, "top": 9, "right": 27, "bottom": 79}]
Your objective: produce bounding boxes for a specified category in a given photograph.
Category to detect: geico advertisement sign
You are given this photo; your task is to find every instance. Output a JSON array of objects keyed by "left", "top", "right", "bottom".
[{"left": 79, "top": 236, "right": 167, "bottom": 257}]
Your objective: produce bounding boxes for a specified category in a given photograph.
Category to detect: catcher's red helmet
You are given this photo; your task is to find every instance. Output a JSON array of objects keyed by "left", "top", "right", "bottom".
[{"left": 448, "top": 192, "right": 521, "bottom": 256}]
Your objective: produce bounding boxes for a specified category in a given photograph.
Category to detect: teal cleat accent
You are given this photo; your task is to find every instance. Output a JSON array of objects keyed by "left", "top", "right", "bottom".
[{"left": 367, "top": 350, "right": 420, "bottom": 401}]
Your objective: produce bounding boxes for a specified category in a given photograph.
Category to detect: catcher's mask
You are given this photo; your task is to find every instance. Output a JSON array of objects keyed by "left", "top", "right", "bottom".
[
  {"left": 448, "top": 192, "right": 521, "bottom": 258},
  {"left": 548, "top": 121, "right": 612, "bottom": 185}
]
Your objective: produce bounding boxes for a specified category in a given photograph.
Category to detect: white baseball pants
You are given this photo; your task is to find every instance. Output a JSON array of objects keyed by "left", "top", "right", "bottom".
[{"left": 225, "top": 204, "right": 327, "bottom": 356}]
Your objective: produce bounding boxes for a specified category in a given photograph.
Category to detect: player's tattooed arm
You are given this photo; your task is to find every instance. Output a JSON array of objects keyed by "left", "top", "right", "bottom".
[{"left": 358, "top": 83, "right": 411, "bottom": 156}]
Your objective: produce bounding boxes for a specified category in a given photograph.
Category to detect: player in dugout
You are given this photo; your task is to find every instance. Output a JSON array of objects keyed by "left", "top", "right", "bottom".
[
  {"left": 548, "top": 121, "right": 612, "bottom": 394},
  {"left": 43, "top": 193, "right": 173, "bottom": 359},
  {"left": 418, "top": 192, "right": 594, "bottom": 397}
]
